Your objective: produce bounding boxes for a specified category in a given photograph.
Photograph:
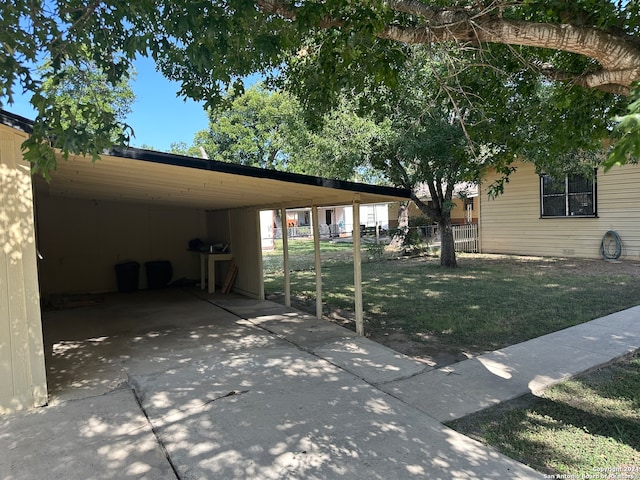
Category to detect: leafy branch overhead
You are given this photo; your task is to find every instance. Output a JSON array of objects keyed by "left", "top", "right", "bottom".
[{"left": 2, "top": 1, "right": 640, "bottom": 170}]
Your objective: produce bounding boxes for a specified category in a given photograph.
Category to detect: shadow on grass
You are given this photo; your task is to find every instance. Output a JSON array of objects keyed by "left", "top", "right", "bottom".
[
  {"left": 447, "top": 354, "right": 640, "bottom": 476},
  {"left": 264, "top": 254, "right": 640, "bottom": 354}
]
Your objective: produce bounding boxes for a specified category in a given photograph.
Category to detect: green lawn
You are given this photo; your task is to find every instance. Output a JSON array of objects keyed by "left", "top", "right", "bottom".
[
  {"left": 447, "top": 352, "right": 640, "bottom": 477},
  {"left": 264, "top": 241, "right": 640, "bottom": 353}
]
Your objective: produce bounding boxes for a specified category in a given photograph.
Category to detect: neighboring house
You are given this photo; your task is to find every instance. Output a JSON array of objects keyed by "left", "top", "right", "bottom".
[
  {"left": 388, "top": 184, "right": 479, "bottom": 229},
  {"left": 264, "top": 204, "right": 390, "bottom": 241},
  {"left": 478, "top": 161, "right": 640, "bottom": 259},
  {"left": 0, "top": 109, "right": 409, "bottom": 413}
]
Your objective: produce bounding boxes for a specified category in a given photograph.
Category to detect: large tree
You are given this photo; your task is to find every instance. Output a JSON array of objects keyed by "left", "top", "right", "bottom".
[
  {"left": 295, "top": 41, "right": 620, "bottom": 267},
  {"left": 174, "top": 85, "right": 384, "bottom": 181},
  {"left": 2, "top": 1, "right": 640, "bottom": 172},
  {"left": 172, "top": 86, "right": 301, "bottom": 169}
]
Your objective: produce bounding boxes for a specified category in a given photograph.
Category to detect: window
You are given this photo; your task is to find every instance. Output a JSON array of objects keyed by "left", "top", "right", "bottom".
[{"left": 540, "top": 172, "right": 596, "bottom": 217}]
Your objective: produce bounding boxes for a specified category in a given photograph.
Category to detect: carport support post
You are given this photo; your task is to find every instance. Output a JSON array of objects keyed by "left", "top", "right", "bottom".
[
  {"left": 312, "top": 205, "right": 323, "bottom": 319},
  {"left": 281, "top": 207, "right": 291, "bottom": 307},
  {"left": 353, "top": 198, "right": 364, "bottom": 336}
]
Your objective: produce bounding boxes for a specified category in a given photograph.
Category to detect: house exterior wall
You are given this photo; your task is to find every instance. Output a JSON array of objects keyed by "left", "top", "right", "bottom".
[
  {"left": 479, "top": 161, "right": 640, "bottom": 258},
  {"left": 35, "top": 193, "right": 208, "bottom": 295},
  {"left": 0, "top": 124, "right": 48, "bottom": 413},
  {"left": 210, "top": 208, "right": 263, "bottom": 299},
  {"left": 343, "top": 204, "right": 390, "bottom": 230}
]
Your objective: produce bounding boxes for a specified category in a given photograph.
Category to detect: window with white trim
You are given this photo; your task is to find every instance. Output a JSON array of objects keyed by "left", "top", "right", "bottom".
[{"left": 540, "top": 173, "right": 596, "bottom": 217}]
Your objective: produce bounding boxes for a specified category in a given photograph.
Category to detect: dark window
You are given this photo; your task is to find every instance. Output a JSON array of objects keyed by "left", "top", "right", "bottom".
[{"left": 540, "top": 172, "right": 596, "bottom": 217}]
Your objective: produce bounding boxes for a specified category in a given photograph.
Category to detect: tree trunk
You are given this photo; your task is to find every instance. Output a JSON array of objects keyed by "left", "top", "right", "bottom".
[
  {"left": 274, "top": 210, "right": 284, "bottom": 239},
  {"left": 438, "top": 214, "right": 457, "bottom": 268},
  {"left": 389, "top": 201, "right": 410, "bottom": 249},
  {"left": 398, "top": 202, "right": 409, "bottom": 230}
]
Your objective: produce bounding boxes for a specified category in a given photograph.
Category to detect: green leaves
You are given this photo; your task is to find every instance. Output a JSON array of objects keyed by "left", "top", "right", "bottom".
[
  {"left": 2, "top": 0, "right": 639, "bottom": 176},
  {"left": 604, "top": 82, "right": 640, "bottom": 172},
  {"left": 185, "top": 86, "right": 300, "bottom": 170}
]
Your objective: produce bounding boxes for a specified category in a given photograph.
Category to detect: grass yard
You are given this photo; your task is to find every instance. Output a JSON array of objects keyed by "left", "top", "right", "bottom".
[
  {"left": 264, "top": 240, "right": 640, "bottom": 362},
  {"left": 447, "top": 352, "right": 640, "bottom": 477}
]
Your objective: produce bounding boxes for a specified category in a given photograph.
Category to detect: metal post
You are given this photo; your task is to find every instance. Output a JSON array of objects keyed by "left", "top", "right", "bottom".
[
  {"left": 312, "top": 206, "right": 322, "bottom": 319},
  {"left": 353, "top": 199, "right": 364, "bottom": 336},
  {"left": 281, "top": 207, "right": 291, "bottom": 307}
]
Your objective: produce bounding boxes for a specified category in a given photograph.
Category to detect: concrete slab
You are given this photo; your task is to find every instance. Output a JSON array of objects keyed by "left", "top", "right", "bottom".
[
  {"left": 211, "top": 296, "right": 298, "bottom": 317},
  {"left": 381, "top": 317, "right": 631, "bottom": 422},
  {"left": 43, "top": 289, "right": 239, "bottom": 343},
  {"left": 477, "top": 340, "right": 612, "bottom": 394},
  {"left": 47, "top": 318, "right": 286, "bottom": 404},
  {"left": 379, "top": 359, "right": 528, "bottom": 422},
  {"left": 27, "top": 292, "right": 638, "bottom": 479},
  {"left": 119, "top": 320, "right": 287, "bottom": 377},
  {"left": 246, "top": 312, "right": 358, "bottom": 349},
  {"left": 131, "top": 347, "right": 542, "bottom": 479},
  {"left": 46, "top": 336, "right": 130, "bottom": 404},
  {"left": 212, "top": 298, "right": 361, "bottom": 349},
  {"left": 535, "top": 322, "right": 640, "bottom": 358},
  {"left": 0, "top": 389, "right": 175, "bottom": 480},
  {"left": 312, "top": 336, "right": 429, "bottom": 384}
]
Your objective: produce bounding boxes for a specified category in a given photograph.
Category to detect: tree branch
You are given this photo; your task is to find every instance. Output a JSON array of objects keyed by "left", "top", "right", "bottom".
[
  {"left": 539, "top": 66, "right": 636, "bottom": 95},
  {"left": 256, "top": 0, "right": 640, "bottom": 93}
]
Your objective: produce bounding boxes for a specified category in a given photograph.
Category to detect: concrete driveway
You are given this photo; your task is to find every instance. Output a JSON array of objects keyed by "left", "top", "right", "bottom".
[{"left": 2, "top": 289, "right": 546, "bottom": 479}]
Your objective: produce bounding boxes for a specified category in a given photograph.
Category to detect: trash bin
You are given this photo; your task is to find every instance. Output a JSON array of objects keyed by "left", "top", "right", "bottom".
[
  {"left": 114, "top": 262, "right": 140, "bottom": 292},
  {"left": 145, "top": 261, "right": 172, "bottom": 289}
]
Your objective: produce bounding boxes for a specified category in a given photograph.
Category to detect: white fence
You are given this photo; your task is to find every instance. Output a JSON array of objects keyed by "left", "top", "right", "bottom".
[{"left": 453, "top": 224, "right": 479, "bottom": 253}]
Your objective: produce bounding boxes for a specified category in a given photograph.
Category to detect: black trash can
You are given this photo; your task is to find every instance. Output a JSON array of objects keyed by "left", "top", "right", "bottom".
[
  {"left": 114, "top": 262, "right": 140, "bottom": 293},
  {"left": 145, "top": 261, "right": 173, "bottom": 289}
]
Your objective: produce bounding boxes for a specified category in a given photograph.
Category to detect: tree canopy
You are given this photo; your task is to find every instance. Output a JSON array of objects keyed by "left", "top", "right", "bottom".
[
  {"left": 171, "top": 86, "right": 300, "bottom": 169},
  {"left": 2, "top": 1, "right": 640, "bottom": 172},
  {"left": 173, "top": 85, "right": 385, "bottom": 181},
  {"left": 24, "top": 53, "right": 135, "bottom": 174}
]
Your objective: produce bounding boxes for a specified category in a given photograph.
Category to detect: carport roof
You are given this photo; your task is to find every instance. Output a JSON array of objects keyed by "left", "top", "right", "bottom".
[{"left": 3, "top": 109, "right": 410, "bottom": 210}]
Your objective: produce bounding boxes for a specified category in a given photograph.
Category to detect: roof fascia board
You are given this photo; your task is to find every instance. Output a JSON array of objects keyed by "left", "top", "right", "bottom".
[
  {"left": 109, "top": 146, "right": 410, "bottom": 200},
  {"left": 0, "top": 108, "right": 411, "bottom": 202}
]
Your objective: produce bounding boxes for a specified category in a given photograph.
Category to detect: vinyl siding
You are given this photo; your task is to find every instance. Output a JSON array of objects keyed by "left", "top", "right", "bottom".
[
  {"left": 206, "top": 208, "right": 264, "bottom": 299},
  {"left": 480, "top": 162, "right": 640, "bottom": 258},
  {"left": 228, "top": 208, "right": 264, "bottom": 299},
  {"left": 0, "top": 124, "right": 48, "bottom": 413}
]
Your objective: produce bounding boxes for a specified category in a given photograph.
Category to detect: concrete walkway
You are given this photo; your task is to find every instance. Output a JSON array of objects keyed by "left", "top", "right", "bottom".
[
  {"left": 1, "top": 290, "right": 639, "bottom": 479},
  {"left": 215, "top": 299, "right": 640, "bottom": 422}
]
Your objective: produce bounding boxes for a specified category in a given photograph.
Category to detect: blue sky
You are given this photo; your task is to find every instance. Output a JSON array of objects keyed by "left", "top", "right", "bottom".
[
  {"left": 6, "top": 56, "right": 211, "bottom": 152},
  {"left": 125, "top": 57, "right": 210, "bottom": 150}
]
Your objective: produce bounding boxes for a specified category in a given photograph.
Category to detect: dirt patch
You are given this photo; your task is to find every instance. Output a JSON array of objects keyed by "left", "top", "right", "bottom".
[{"left": 265, "top": 292, "right": 478, "bottom": 368}]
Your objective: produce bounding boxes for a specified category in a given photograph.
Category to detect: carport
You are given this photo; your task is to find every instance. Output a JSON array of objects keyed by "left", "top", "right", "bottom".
[{"left": 0, "top": 110, "right": 410, "bottom": 413}]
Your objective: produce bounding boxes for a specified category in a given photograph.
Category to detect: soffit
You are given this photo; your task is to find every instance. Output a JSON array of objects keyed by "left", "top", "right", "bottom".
[{"left": 34, "top": 149, "right": 410, "bottom": 210}]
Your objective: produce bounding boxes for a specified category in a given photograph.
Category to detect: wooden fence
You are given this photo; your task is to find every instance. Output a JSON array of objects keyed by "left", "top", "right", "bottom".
[{"left": 453, "top": 224, "right": 479, "bottom": 253}]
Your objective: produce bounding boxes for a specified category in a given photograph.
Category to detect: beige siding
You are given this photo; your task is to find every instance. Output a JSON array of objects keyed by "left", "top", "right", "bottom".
[
  {"left": 36, "top": 192, "right": 208, "bottom": 295},
  {"left": 226, "top": 208, "right": 264, "bottom": 299},
  {"left": 0, "top": 125, "right": 48, "bottom": 413},
  {"left": 480, "top": 162, "right": 640, "bottom": 258}
]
